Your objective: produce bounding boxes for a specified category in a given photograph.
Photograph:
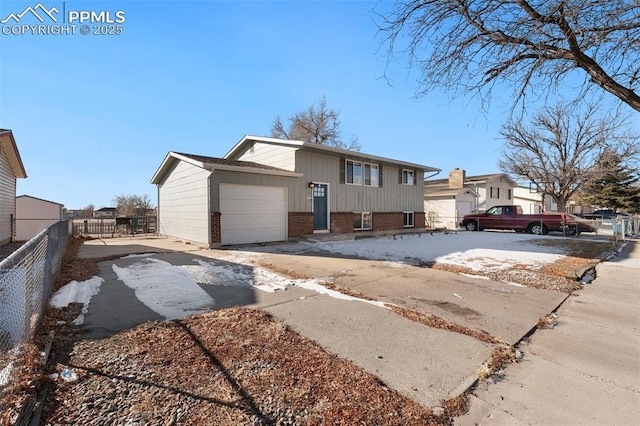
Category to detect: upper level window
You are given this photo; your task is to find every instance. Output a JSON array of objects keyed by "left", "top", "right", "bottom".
[
  {"left": 346, "top": 159, "right": 379, "bottom": 187},
  {"left": 490, "top": 186, "right": 500, "bottom": 199},
  {"left": 402, "top": 169, "right": 414, "bottom": 185},
  {"left": 364, "top": 163, "right": 379, "bottom": 187},
  {"left": 346, "top": 160, "right": 362, "bottom": 185},
  {"left": 507, "top": 189, "right": 512, "bottom": 200}
]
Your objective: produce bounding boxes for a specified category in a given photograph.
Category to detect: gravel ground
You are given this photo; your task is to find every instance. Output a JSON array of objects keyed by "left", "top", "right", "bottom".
[{"left": 1, "top": 235, "right": 616, "bottom": 425}]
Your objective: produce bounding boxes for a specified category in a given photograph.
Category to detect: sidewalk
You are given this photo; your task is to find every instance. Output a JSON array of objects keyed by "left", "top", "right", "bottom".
[{"left": 457, "top": 239, "right": 640, "bottom": 425}]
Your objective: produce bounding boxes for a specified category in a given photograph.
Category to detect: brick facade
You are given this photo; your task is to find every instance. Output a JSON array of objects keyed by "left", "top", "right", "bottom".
[
  {"left": 414, "top": 211, "right": 425, "bottom": 229},
  {"left": 330, "top": 212, "right": 355, "bottom": 233},
  {"left": 288, "top": 212, "right": 313, "bottom": 237},
  {"left": 214, "top": 210, "right": 423, "bottom": 244},
  {"left": 372, "top": 212, "right": 403, "bottom": 231},
  {"left": 210, "top": 212, "right": 221, "bottom": 245}
]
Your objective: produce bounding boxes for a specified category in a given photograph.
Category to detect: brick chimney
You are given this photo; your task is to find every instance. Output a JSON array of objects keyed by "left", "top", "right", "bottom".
[{"left": 448, "top": 168, "right": 466, "bottom": 189}]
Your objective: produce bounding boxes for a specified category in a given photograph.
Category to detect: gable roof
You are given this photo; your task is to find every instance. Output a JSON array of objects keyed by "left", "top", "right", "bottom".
[
  {"left": 224, "top": 135, "right": 441, "bottom": 172},
  {"left": 425, "top": 172, "right": 517, "bottom": 187},
  {"left": 0, "top": 129, "right": 27, "bottom": 179},
  {"left": 151, "top": 151, "right": 303, "bottom": 184},
  {"left": 16, "top": 194, "right": 63, "bottom": 206}
]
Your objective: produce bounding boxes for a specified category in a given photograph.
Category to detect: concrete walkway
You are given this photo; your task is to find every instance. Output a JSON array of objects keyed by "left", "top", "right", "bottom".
[
  {"left": 76, "top": 236, "right": 571, "bottom": 409},
  {"left": 457, "top": 239, "right": 640, "bottom": 425}
]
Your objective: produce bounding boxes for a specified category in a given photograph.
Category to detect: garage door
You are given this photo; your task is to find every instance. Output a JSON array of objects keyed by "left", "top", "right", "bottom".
[{"left": 219, "top": 184, "right": 287, "bottom": 245}]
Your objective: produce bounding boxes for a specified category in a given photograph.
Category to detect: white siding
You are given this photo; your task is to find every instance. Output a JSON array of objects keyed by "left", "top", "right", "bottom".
[
  {"left": 219, "top": 184, "right": 287, "bottom": 245},
  {"left": 482, "top": 177, "right": 515, "bottom": 210},
  {"left": 234, "top": 142, "right": 297, "bottom": 171},
  {"left": 157, "top": 161, "right": 210, "bottom": 246},
  {"left": 15, "top": 196, "right": 63, "bottom": 241},
  {"left": 0, "top": 149, "right": 16, "bottom": 245}
]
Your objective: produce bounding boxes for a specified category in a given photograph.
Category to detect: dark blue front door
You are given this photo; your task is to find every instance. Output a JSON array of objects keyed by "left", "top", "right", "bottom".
[{"left": 313, "top": 184, "right": 328, "bottom": 230}]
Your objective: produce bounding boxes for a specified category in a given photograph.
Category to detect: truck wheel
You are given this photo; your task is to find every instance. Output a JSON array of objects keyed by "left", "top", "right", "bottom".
[
  {"left": 566, "top": 225, "right": 580, "bottom": 236},
  {"left": 528, "top": 223, "right": 547, "bottom": 235},
  {"left": 465, "top": 221, "right": 480, "bottom": 231}
]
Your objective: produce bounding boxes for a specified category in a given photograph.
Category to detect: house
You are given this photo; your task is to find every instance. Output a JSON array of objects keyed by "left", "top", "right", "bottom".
[
  {"left": 512, "top": 185, "right": 558, "bottom": 214},
  {"left": 15, "top": 195, "right": 64, "bottom": 241},
  {"left": 151, "top": 135, "right": 439, "bottom": 247},
  {"left": 0, "top": 130, "right": 27, "bottom": 246},
  {"left": 424, "top": 168, "right": 517, "bottom": 229},
  {"left": 93, "top": 207, "right": 117, "bottom": 218}
]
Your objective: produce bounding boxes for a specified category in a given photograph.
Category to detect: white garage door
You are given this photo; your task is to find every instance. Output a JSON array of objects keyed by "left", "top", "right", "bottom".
[
  {"left": 456, "top": 201, "right": 473, "bottom": 223},
  {"left": 219, "top": 184, "right": 287, "bottom": 245}
]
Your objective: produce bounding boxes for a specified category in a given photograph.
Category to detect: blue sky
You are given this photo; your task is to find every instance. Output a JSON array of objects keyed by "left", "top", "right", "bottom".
[{"left": 0, "top": 1, "right": 634, "bottom": 209}]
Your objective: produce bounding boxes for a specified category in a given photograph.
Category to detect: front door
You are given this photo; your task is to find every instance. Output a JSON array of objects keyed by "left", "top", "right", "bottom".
[{"left": 312, "top": 183, "right": 328, "bottom": 231}]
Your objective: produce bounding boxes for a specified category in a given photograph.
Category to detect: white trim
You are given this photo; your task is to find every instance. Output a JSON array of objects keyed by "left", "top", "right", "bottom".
[
  {"left": 354, "top": 211, "right": 372, "bottom": 230},
  {"left": 225, "top": 134, "right": 440, "bottom": 172},
  {"left": 403, "top": 211, "right": 414, "bottom": 228}
]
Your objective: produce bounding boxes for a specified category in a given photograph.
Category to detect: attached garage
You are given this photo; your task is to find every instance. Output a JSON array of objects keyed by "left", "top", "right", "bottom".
[
  {"left": 219, "top": 184, "right": 287, "bottom": 245},
  {"left": 152, "top": 151, "right": 301, "bottom": 248}
]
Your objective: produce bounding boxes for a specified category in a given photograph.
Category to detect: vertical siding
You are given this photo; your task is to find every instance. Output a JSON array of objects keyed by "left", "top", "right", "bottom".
[
  {"left": 157, "top": 160, "right": 210, "bottom": 246},
  {"left": 0, "top": 148, "right": 16, "bottom": 244},
  {"left": 234, "top": 142, "right": 297, "bottom": 171},
  {"left": 295, "top": 151, "right": 425, "bottom": 213}
]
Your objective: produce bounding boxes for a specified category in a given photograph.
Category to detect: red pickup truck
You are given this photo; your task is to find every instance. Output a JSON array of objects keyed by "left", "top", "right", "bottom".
[{"left": 460, "top": 205, "right": 583, "bottom": 235}]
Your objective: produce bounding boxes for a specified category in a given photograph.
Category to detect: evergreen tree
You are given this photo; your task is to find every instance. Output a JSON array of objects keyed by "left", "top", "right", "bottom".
[{"left": 579, "top": 152, "right": 640, "bottom": 212}]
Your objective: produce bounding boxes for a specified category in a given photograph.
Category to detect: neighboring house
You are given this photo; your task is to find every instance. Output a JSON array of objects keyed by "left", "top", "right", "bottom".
[
  {"left": 0, "top": 130, "right": 27, "bottom": 246},
  {"left": 424, "top": 168, "right": 517, "bottom": 229},
  {"left": 151, "top": 135, "right": 439, "bottom": 247},
  {"left": 513, "top": 185, "right": 558, "bottom": 214},
  {"left": 93, "top": 207, "right": 117, "bottom": 218},
  {"left": 15, "top": 195, "right": 64, "bottom": 241}
]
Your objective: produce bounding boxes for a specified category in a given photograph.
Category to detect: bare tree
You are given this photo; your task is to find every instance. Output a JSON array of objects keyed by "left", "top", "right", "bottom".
[
  {"left": 113, "top": 194, "right": 154, "bottom": 216},
  {"left": 271, "top": 96, "right": 361, "bottom": 151},
  {"left": 378, "top": 1, "right": 640, "bottom": 112},
  {"left": 498, "top": 103, "right": 639, "bottom": 212},
  {"left": 81, "top": 204, "right": 95, "bottom": 219}
]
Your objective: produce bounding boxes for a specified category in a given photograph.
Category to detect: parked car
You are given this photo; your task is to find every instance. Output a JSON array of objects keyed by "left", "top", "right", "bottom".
[
  {"left": 564, "top": 214, "right": 598, "bottom": 234},
  {"left": 460, "top": 205, "right": 585, "bottom": 235},
  {"left": 580, "top": 209, "right": 629, "bottom": 220}
]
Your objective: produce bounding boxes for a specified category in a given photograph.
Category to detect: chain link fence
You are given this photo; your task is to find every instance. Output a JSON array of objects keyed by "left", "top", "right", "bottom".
[{"left": 0, "top": 221, "right": 70, "bottom": 404}]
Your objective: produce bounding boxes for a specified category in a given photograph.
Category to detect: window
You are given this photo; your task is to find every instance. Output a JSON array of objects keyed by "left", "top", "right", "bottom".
[
  {"left": 364, "top": 163, "right": 379, "bottom": 187},
  {"left": 486, "top": 206, "right": 502, "bottom": 215},
  {"left": 490, "top": 186, "right": 500, "bottom": 199},
  {"left": 402, "top": 169, "right": 414, "bottom": 185},
  {"left": 507, "top": 189, "right": 512, "bottom": 200},
  {"left": 346, "top": 160, "right": 362, "bottom": 185},
  {"left": 346, "top": 160, "right": 379, "bottom": 187},
  {"left": 403, "top": 212, "right": 414, "bottom": 228},
  {"left": 354, "top": 212, "right": 372, "bottom": 230}
]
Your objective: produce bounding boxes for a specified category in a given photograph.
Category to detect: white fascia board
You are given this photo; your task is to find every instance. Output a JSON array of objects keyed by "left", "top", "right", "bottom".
[{"left": 150, "top": 151, "right": 207, "bottom": 184}]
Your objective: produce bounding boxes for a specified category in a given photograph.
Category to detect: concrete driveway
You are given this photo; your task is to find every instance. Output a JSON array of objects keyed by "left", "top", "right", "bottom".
[{"left": 73, "top": 235, "right": 571, "bottom": 408}]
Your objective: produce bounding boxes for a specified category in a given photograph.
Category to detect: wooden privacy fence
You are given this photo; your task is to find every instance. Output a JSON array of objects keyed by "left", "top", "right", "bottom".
[{"left": 71, "top": 216, "right": 157, "bottom": 237}]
